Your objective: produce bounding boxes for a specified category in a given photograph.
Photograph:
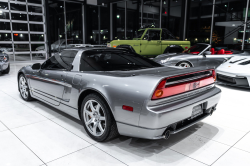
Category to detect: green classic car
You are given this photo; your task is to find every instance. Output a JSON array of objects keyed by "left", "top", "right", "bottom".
[{"left": 107, "top": 28, "right": 190, "bottom": 57}]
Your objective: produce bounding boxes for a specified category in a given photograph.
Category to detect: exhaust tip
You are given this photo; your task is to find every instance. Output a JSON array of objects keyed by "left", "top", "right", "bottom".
[{"left": 164, "top": 130, "right": 171, "bottom": 139}]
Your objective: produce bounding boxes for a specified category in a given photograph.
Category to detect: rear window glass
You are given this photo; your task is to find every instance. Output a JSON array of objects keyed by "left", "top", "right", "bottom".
[{"left": 80, "top": 50, "right": 162, "bottom": 71}]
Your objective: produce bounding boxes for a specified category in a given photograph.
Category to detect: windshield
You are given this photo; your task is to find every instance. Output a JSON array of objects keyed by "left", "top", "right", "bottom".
[
  {"left": 134, "top": 30, "right": 145, "bottom": 38},
  {"left": 80, "top": 50, "right": 162, "bottom": 71},
  {"left": 184, "top": 44, "right": 209, "bottom": 54}
]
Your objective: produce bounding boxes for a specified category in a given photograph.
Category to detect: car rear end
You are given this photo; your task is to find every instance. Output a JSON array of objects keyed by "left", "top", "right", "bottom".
[
  {"left": 117, "top": 69, "right": 221, "bottom": 139},
  {"left": 0, "top": 53, "right": 9, "bottom": 73}
]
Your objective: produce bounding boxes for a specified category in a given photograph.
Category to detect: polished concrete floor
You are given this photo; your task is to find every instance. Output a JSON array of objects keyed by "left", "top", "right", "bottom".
[{"left": 0, "top": 62, "right": 250, "bottom": 166}]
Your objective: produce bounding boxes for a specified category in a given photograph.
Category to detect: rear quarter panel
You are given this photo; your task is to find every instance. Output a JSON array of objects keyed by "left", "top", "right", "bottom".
[{"left": 67, "top": 72, "right": 161, "bottom": 126}]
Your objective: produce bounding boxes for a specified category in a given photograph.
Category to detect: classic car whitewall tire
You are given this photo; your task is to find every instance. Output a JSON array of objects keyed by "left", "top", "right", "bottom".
[
  {"left": 81, "top": 93, "right": 119, "bottom": 142},
  {"left": 19, "top": 74, "right": 33, "bottom": 101}
]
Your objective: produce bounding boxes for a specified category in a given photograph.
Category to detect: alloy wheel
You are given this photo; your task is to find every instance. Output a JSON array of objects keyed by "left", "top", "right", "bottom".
[
  {"left": 178, "top": 62, "right": 191, "bottom": 68},
  {"left": 19, "top": 76, "right": 29, "bottom": 99},
  {"left": 83, "top": 100, "right": 106, "bottom": 137}
]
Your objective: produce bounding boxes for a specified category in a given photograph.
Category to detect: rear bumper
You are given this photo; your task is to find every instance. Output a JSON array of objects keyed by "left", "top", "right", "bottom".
[{"left": 117, "top": 87, "right": 221, "bottom": 139}]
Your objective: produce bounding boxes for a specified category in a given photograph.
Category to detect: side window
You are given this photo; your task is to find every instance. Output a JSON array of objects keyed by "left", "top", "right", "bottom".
[
  {"left": 60, "top": 50, "right": 78, "bottom": 67},
  {"left": 41, "top": 50, "right": 77, "bottom": 70},
  {"left": 162, "top": 29, "right": 175, "bottom": 40},
  {"left": 41, "top": 56, "right": 65, "bottom": 70},
  {"left": 148, "top": 30, "right": 161, "bottom": 40}
]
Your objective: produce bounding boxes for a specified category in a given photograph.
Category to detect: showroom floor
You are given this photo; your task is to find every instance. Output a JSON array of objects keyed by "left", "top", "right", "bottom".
[{"left": 0, "top": 62, "right": 250, "bottom": 166}]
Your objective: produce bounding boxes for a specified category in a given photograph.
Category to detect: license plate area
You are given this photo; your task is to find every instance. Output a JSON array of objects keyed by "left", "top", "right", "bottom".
[{"left": 190, "top": 104, "right": 203, "bottom": 119}]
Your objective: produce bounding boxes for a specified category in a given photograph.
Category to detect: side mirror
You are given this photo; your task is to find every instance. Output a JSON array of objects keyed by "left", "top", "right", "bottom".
[
  {"left": 32, "top": 63, "right": 41, "bottom": 70},
  {"left": 203, "top": 51, "right": 212, "bottom": 56}
]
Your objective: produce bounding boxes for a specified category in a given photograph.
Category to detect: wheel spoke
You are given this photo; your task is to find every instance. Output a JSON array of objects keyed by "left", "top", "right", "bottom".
[
  {"left": 98, "top": 123, "right": 104, "bottom": 134},
  {"left": 89, "top": 101, "right": 95, "bottom": 111},
  {"left": 84, "top": 109, "right": 93, "bottom": 116},
  {"left": 92, "top": 122, "right": 98, "bottom": 135},
  {"left": 86, "top": 118, "right": 93, "bottom": 126},
  {"left": 95, "top": 104, "right": 101, "bottom": 113}
]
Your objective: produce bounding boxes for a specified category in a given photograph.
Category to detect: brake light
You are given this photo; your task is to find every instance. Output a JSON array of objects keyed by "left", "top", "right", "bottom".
[
  {"left": 212, "top": 70, "right": 216, "bottom": 81},
  {"left": 152, "top": 69, "right": 215, "bottom": 100}
]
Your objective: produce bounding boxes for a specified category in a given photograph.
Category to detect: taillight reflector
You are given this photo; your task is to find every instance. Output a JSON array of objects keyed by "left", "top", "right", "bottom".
[
  {"left": 122, "top": 105, "right": 133, "bottom": 112},
  {"left": 212, "top": 70, "right": 216, "bottom": 81},
  {"left": 152, "top": 70, "right": 215, "bottom": 100}
]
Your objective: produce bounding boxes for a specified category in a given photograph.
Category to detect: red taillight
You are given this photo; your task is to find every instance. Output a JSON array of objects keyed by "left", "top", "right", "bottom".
[
  {"left": 212, "top": 70, "right": 216, "bottom": 81},
  {"left": 152, "top": 70, "right": 215, "bottom": 100},
  {"left": 122, "top": 105, "right": 133, "bottom": 112}
]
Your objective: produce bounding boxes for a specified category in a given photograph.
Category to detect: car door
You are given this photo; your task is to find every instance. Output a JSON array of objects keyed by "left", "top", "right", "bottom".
[
  {"left": 198, "top": 54, "right": 233, "bottom": 68},
  {"left": 140, "top": 29, "right": 161, "bottom": 56},
  {"left": 29, "top": 54, "right": 69, "bottom": 106}
]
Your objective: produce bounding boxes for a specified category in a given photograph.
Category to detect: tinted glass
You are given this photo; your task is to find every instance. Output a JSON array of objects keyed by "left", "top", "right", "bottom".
[
  {"left": 41, "top": 56, "right": 65, "bottom": 70},
  {"left": 0, "top": 33, "right": 12, "bottom": 41},
  {"left": 28, "top": 0, "right": 42, "bottom": 4},
  {"left": 148, "top": 30, "right": 161, "bottom": 40},
  {"left": 30, "top": 24, "right": 43, "bottom": 32},
  {"left": 135, "top": 30, "right": 145, "bottom": 38},
  {"left": 162, "top": 29, "right": 175, "bottom": 40},
  {"left": 29, "top": 15, "right": 43, "bottom": 22},
  {"left": 0, "top": 2, "right": 8, "bottom": 10},
  {"left": 0, "top": 22, "right": 11, "bottom": 30},
  {"left": 13, "top": 33, "right": 29, "bottom": 41},
  {"left": 30, "top": 34, "right": 44, "bottom": 41},
  {"left": 10, "top": 3, "right": 26, "bottom": 11},
  {"left": 0, "top": 11, "right": 10, "bottom": 20},
  {"left": 11, "top": 13, "right": 27, "bottom": 21},
  {"left": 59, "top": 50, "right": 78, "bottom": 67},
  {"left": 28, "top": 6, "right": 42, "bottom": 13},
  {"left": 80, "top": 50, "right": 162, "bottom": 71},
  {"left": 12, "top": 23, "right": 28, "bottom": 31}
]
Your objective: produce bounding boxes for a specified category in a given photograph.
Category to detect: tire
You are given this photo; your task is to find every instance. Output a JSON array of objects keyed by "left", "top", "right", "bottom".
[
  {"left": 80, "top": 93, "right": 119, "bottom": 142},
  {"left": 176, "top": 61, "right": 192, "bottom": 68},
  {"left": 2, "top": 64, "right": 10, "bottom": 74},
  {"left": 18, "top": 74, "right": 33, "bottom": 101}
]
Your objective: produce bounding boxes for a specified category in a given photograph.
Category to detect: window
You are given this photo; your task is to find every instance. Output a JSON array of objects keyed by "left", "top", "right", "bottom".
[
  {"left": 59, "top": 50, "right": 78, "bottom": 66},
  {"left": 148, "top": 30, "right": 161, "bottom": 40},
  {"left": 41, "top": 50, "right": 78, "bottom": 70},
  {"left": 80, "top": 50, "right": 162, "bottom": 71},
  {"left": 41, "top": 56, "right": 65, "bottom": 70},
  {"left": 162, "top": 29, "right": 175, "bottom": 40}
]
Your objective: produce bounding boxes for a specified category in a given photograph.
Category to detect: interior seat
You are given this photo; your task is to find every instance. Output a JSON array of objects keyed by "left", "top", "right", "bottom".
[
  {"left": 217, "top": 49, "right": 225, "bottom": 54},
  {"left": 210, "top": 48, "right": 215, "bottom": 55}
]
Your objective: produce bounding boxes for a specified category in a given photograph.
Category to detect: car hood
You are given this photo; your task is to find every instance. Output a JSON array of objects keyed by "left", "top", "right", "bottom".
[{"left": 217, "top": 56, "right": 250, "bottom": 75}]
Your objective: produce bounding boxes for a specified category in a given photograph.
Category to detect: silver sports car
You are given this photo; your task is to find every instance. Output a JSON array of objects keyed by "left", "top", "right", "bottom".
[
  {"left": 0, "top": 51, "right": 10, "bottom": 75},
  {"left": 153, "top": 43, "right": 248, "bottom": 68},
  {"left": 18, "top": 47, "right": 221, "bottom": 142}
]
